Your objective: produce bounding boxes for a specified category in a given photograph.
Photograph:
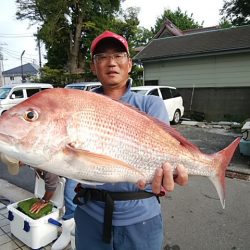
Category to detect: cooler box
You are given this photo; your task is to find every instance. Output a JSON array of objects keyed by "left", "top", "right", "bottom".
[
  {"left": 239, "top": 121, "right": 250, "bottom": 156},
  {"left": 239, "top": 139, "right": 250, "bottom": 156},
  {"left": 7, "top": 176, "right": 65, "bottom": 249}
]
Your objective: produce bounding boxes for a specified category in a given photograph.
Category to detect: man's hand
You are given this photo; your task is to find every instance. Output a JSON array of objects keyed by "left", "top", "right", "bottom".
[
  {"left": 29, "top": 200, "right": 49, "bottom": 214},
  {"left": 137, "top": 162, "right": 188, "bottom": 194}
]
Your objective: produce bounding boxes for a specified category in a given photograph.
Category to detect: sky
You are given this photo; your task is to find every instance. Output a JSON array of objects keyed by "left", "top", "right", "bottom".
[{"left": 0, "top": 0, "right": 225, "bottom": 71}]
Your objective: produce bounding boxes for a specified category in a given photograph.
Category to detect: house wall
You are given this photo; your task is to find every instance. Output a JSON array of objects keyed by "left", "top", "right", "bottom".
[
  {"left": 3, "top": 76, "right": 23, "bottom": 85},
  {"left": 143, "top": 53, "right": 250, "bottom": 88},
  {"left": 142, "top": 53, "right": 250, "bottom": 121}
]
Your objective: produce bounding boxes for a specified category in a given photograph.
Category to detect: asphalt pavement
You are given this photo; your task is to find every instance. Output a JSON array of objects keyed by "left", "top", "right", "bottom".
[{"left": 0, "top": 123, "right": 249, "bottom": 250}]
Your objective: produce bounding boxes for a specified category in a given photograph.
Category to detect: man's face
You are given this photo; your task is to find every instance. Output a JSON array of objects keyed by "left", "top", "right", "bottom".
[{"left": 91, "top": 47, "right": 132, "bottom": 89}]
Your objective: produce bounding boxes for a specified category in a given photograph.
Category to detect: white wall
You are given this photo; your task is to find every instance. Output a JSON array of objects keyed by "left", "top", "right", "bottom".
[{"left": 2, "top": 76, "right": 23, "bottom": 85}]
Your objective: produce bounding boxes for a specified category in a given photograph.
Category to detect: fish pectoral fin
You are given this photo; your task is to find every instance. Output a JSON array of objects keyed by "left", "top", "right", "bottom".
[{"left": 63, "top": 144, "right": 145, "bottom": 183}]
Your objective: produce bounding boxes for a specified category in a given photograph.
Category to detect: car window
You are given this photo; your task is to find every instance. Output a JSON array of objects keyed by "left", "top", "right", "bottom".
[
  {"left": 12, "top": 89, "right": 24, "bottom": 99},
  {"left": 90, "top": 85, "right": 100, "bottom": 90},
  {"left": 0, "top": 88, "right": 11, "bottom": 99},
  {"left": 131, "top": 89, "right": 148, "bottom": 95},
  {"left": 87, "top": 86, "right": 98, "bottom": 91},
  {"left": 160, "top": 88, "right": 172, "bottom": 100},
  {"left": 26, "top": 88, "right": 41, "bottom": 97},
  {"left": 148, "top": 89, "right": 159, "bottom": 96},
  {"left": 170, "top": 89, "right": 181, "bottom": 98},
  {"left": 66, "top": 86, "right": 85, "bottom": 90}
]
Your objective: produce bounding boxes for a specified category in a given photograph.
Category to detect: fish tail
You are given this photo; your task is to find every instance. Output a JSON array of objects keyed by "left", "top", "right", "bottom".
[{"left": 208, "top": 137, "right": 241, "bottom": 209}]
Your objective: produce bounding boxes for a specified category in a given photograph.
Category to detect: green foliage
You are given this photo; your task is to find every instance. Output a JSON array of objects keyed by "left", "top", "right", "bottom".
[
  {"left": 220, "top": 0, "right": 250, "bottom": 26},
  {"left": 16, "top": 0, "right": 122, "bottom": 74},
  {"left": 152, "top": 7, "right": 203, "bottom": 34},
  {"left": 219, "top": 17, "right": 233, "bottom": 28},
  {"left": 130, "top": 64, "right": 144, "bottom": 86},
  {"left": 36, "top": 66, "right": 96, "bottom": 87}
]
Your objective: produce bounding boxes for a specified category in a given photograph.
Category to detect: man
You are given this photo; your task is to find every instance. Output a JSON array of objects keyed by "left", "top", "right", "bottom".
[{"left": 73, "top": 30, "right": 188, "bottom": 250}]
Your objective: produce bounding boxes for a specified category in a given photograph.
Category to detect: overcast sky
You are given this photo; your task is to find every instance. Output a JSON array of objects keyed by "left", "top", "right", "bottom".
[{"left": 0, "top": 0, "right": 224, "bottom": 71}]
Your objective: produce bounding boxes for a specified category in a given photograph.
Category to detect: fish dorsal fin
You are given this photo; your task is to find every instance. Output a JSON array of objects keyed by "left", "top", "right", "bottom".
[
  {"left": 152, "top": 118, "right": 200, "bottom": 152},
  {"left": 120, "top": 101, "right": 200, "bottom": 152}
]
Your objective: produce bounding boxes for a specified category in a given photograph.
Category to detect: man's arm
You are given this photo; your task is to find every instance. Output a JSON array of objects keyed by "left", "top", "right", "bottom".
[{"left": 30, "top": 171, "right": 59, "bottom": 213}]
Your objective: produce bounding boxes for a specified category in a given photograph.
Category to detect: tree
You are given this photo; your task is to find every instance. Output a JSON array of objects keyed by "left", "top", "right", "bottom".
[
  {"left": 220, "top": 0, "right": 250, "bottom": 26},
  {"left": 152, "top": 7, "right": 202, "bottom": 35},
  {"left": 219, "top": 17, "right": 233, "bottom": 28},
  {"left": 16, "top": 0, "right": 121, "bottom": 74}
]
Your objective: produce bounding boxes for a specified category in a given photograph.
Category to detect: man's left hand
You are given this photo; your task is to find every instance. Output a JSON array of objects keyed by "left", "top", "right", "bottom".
[{"left": 137, "top": 162, "right": 188, "bottom": 194}]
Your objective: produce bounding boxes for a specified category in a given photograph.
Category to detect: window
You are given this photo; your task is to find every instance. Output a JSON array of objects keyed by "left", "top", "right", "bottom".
[
  {"left": 88, "top": 85, "right": 100, "bottom": 91},
  {"left": 0, "top": 88, "right": 11, "bottom": 99},
  {"left": 160, "top": 88, "right": 172, "bottom": 100},
  {"left": 148, "top": 89, "right": 159, "bottom": 96},
  {"left": 12, "top": 89, "right": 24, "bottom": 99},
  {"left": 171, "top": 89, "right": 181, "bottom": 98},
  {"left": 26, "top": 88, "right": 41, "bottom": 97}
]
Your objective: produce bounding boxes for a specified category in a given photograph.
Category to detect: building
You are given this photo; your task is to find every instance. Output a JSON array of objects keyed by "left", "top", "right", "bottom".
[
  {"left": 2, "top": 63, "right": 39, "bottom": 85},
  {"left": 134, "top": 21, "right": 250, "bottom": 122}
]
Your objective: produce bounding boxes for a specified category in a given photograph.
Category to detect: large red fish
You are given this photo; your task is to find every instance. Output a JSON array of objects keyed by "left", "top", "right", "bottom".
[{"left": 0, "top": 88, "right": 240, "bottom": 208}]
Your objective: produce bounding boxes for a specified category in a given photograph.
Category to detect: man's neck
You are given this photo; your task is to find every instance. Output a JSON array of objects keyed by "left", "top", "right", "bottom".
[{"left": 103, "top": 83, "right": 128, "bottom": 100}]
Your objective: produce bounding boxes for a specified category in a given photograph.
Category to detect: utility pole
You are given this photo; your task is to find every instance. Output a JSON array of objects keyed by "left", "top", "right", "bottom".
[
  {"left": 37, "top": 27, "right": 42, "bottom": 69},
  {"left": 21, "top": 50, "right": 25, "bottom": 83},
  {"left": 0, "top": 52, "right": 3, "bottom": 86}
]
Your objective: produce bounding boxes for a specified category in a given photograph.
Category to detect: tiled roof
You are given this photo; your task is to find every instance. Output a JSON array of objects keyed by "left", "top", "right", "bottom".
[
  {"left": 134, "top": 25, "right": 250, "bottom": 62},
  {"left": 3, "top": 63, "right": 39, "bottom": 77}
]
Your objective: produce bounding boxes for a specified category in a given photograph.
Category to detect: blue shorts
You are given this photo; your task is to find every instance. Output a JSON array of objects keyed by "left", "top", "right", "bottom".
[
  {"left": 62, "top": 179, "right": 78, "bottom": 220},
  {"left": 74, "top": 206, "right": 163, "bottom": 250}
]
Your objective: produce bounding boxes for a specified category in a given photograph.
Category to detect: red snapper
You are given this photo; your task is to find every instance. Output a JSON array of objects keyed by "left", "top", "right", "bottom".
[{"left": 0, "top": 88, "right": 240, "bottom": 208}]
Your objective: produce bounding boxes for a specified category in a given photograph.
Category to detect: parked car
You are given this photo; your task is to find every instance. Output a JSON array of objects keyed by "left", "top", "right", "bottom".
[
  {"left": 131, "top": 85, "right": 184, "bottom": 124},
  {"left": 65, "top": 82, "right": 101, "bottom": 91},
  {"left": 0, "top": 83, "right": 53, "bottom": 115}
]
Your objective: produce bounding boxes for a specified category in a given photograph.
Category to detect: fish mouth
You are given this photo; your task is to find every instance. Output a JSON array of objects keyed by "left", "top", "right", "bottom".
[{"left": 0, "top": 133, "right": 16, "bottom": 149}]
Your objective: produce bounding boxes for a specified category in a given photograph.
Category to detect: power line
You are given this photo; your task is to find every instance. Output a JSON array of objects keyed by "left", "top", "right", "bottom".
[
  {"left": 2, "top": 50, "right": 36, "bottom": 62},
  {"left": 2, "top": 47, "right": 37, "bottom": 57},
  {"left": 0, "top": 33, "right": 35, "bottom": 38},
  {"left": 0, "top": 33, "right": 34, "bottom": 35},
  {"left": 0, "top": 35, "right": 34, "bottom": 38}
]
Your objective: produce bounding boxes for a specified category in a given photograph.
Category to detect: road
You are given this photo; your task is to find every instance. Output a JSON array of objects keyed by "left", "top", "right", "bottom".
[
  {"left": 0, "top": 124, "right": 249, "bottom": 249},
  {"left": 161, "top": 176, "right": 250, "bottom": 250}
]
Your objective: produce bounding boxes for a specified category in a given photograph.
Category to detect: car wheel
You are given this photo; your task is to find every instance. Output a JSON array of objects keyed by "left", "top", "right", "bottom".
[{"left": 172, "top": 110, "right": 181, "bottom": 124}]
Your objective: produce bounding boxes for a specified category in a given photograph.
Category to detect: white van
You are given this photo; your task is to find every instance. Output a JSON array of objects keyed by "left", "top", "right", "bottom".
[
  {"left": 131, "top": 85, "right": 184, "bottom": 124},
  {"left": 0, "top": 83, "right": 53, "bottom": 115}
]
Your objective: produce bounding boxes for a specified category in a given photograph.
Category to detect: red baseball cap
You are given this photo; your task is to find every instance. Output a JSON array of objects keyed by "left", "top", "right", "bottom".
[{"left": 91, "top": 30, "right": 129, "bottom": 56}]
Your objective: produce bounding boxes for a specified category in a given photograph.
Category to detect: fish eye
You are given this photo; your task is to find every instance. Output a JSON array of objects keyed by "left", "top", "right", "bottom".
[{"left": 24, "top": 109, "right": 39, "bottom": 122}]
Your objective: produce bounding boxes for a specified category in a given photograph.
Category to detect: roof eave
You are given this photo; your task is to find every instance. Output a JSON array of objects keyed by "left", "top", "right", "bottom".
[{"left": 133, "top": 48, "right": 250, "bottom": 63}]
